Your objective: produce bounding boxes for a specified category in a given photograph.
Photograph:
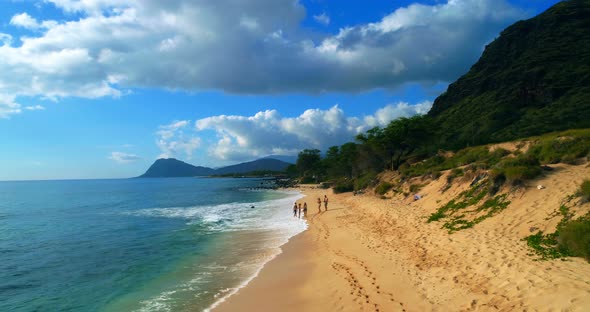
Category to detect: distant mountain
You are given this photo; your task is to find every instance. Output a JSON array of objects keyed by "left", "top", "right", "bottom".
[
  {"left": 139, "top": 158, "right": 215, "bottom": 178},
  {"left": 215, "top": 158, "right": 291, "bottom": 175},
  {"left": 261, "top": 155, "right": 297, "bottom": 164},
  {"left": 428, "top": 0, "right": 590, "bottom": 149},
  {"left": 138, "top": 158, "right": 292, "bottom": 178}
]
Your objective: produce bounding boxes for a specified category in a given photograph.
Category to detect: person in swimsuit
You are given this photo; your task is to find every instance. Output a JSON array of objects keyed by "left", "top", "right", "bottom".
[
  {"left": 303, "top": 202, "right": 308, "bottom": 217},
  {"left": 293, "top": 202, "right": 298, "bottom": 217},
  {"left": 298, "top": 203, "right": 302, "bottom": 218},
  {"left": 317, "top": 197, "right": 322, "bottom": 213},
  {"left": 323, "top": 195, "right": 329, "bottom": 211}
]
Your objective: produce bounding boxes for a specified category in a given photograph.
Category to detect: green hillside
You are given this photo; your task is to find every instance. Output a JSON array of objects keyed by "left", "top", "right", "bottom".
[{"left": 429, "top": 0, "right": 590, "bottom": 149}]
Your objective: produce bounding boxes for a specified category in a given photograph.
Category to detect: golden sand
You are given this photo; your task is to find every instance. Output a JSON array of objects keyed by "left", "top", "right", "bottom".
[{"left": 215, "top": 164, "right": 590, "bottom": 311}]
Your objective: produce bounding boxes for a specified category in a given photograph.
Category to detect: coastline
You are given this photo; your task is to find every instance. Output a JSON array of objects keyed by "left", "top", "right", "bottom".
[{"left": 214, "top": 166, "right": 590, "bottom": 311}]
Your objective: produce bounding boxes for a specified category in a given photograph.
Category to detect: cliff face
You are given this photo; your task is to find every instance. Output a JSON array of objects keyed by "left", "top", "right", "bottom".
[{"left": 429, "top": 0, "right": 590, "bottom": 149}]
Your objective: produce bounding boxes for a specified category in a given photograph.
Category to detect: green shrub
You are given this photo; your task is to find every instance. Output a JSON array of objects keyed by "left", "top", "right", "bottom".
[
  {"left": 446, "top": 168, "right": 464, "bottom": 184},
  {"left": 333, "top": 181, "right": 354, "bottom": 193},
  {"left": 375, "top": 182, "right": 394, "bottom": 195},
  {"left": 579, "top": 180, "right": 590, "bottom": 202},
  {"left": 558, "top": 217, "right": 590, "bottom": 261},
  {"left": 354, "top": 171, "right": 377, "bottom": 190},
  {"left": 453, "top": 146, "right": 490, "bottom": 166},
  {"left": 527, "top": 131, "right": 590, "bottom": 164},
  {"left": 409, "top": 184, "right": 424, "bottom": 193},
  {"left": 503, "top": 166, "right": 542, "bottom": 183},
  {"left": 494, "top": 155, "right": 542, "bottom": 185}
]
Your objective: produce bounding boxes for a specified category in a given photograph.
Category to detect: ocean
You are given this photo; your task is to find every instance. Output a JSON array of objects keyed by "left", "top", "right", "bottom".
[{"left": 0, "top": 177, "right": 306, "bottom": 311}]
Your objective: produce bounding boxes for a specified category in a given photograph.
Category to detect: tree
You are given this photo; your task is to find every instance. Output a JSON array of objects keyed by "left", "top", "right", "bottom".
[
  {"left": 383, "top": 115, "right": 434, "bottom": 170},
  {"left": 356, "top": 127, "right": 388, "bottom": 173},
  {"left": 296, "top": 149, "right": 322, "bottom": 180}
]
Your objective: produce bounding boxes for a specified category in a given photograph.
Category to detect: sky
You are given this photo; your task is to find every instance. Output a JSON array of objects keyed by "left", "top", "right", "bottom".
[{"left": 0, "top": 0, "right": 561, "bottom": 180}]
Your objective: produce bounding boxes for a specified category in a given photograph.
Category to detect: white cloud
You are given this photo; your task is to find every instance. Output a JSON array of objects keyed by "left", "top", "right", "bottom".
[
  {"left": 364, "top": 101, "right": 432, "bottom": 128},
  {"left": 193, "top": 102, "right": 431, "bottom": 162},
  {"left": 24, "top": 105, "right": 46, "bottom": 111},
  {"left": 156, "top": 120, "right": 201, "bottom": 159},
  {"left": 0, "top": 0, "right": 526, "bottom": 117},
  {"left": 10, "top": 12, "right": 57, "bottom": 30},
  {"left": 313, "top": 13, "right": 330, "bottom": 25},
  {"left": 10, "top": 13, "right": 40, "bottom": 29},
  {"left": 109, "top": 151, "right": 141, "bottom": 163},
  {"left": 0, "top": 94, "right": 21, "bottom": 118}
]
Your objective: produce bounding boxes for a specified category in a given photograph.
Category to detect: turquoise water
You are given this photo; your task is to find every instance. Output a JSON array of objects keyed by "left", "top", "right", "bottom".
[{"left": 0, "top": 178, "right": 305, "bottom": 311}]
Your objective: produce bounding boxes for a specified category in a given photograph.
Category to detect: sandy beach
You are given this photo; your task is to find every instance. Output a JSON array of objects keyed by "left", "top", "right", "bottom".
[{"left": 215, "top": 163, "right": 590, "bottom": 311}]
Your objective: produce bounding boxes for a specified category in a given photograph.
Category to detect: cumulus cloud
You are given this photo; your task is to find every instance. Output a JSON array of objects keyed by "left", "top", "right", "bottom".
[
  {"left": 192, "top": 102, "right": 431, "bottom": 162},
  {"left": 156, "top": 120, "right": 201, "bottom": 159},
  {"left": 109, "top": 151, "right": 141, "bottom": 163},
  {"left": 0, "top": 0, "right": 526, "bottom": 117},
  {"left": 364, "top": 101, "right": 432, "bottom": 128},
  {"left": 10, "top": 13, "right": 57, "bottom": 30},
  {"left": 314, "top": 13, "right": 330, "bottom": 25}
]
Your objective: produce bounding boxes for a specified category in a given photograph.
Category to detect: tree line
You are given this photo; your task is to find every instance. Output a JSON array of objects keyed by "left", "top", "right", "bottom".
[{"left": 288, "top": 115, "right": 436, "bottom": 189}]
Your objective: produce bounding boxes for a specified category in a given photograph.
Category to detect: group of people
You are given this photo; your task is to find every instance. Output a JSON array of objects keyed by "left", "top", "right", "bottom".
[
  {"left": 293, "top": 195, "right": 329, "bottom": 218},
  {"left": 293, "top": 202, "right": 307, "bottom": 218}
]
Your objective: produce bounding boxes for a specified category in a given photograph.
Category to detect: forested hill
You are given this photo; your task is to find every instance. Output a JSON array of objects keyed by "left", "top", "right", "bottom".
[
  {"left": 429, "top": 0, "right": 590, "bottom": 149},
  {"left": 138, "top": 158, "right": 292, "bottom": 178}
]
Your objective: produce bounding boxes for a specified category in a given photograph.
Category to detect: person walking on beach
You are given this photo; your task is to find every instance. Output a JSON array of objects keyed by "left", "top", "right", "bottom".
[
  {"left": 293, "top": 202, "right": 298, "bottom": 217},
  {"left": 298, "top": 203, "right": 302, "bottom": 218},
  {"left": 323, "top": 195, "right": 329, "bottom": 211},
  {"left": 303, "top": 202, "right": 308, "bottom": 217},
  {"left": 317, "top": 197, "right": 322, "bottom": 213}
]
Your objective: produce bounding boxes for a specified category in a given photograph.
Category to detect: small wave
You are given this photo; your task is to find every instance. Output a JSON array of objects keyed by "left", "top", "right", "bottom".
[
  {"left": 122, "top": 190, "right": 306, "bottom": 235},
  {"left": 137, "top": 290, "right": 177, "bottom": 312}
]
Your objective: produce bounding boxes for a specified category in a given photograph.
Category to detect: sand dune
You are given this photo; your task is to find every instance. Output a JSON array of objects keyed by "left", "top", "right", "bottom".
[{"left": 215, "top": 163, "right": 590, "bottom": 311}]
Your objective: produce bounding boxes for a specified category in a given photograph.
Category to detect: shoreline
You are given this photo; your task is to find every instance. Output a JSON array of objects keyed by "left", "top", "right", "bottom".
[
  {"left": 214, "top": 166, "right": 590, "bottom": 311},
  {"left": 212, "top": 186, "right": 318, "bottom": 311},
  {"left": 205, "top": 189, "right": 308, "bottom": 311}
]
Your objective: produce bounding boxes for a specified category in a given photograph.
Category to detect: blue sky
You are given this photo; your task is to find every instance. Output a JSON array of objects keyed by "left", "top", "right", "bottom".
[{"left": 0, "top": 0, "right": 560, "bottom": 180}]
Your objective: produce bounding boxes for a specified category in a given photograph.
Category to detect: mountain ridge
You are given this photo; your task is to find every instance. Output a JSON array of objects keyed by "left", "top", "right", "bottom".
[{"left": 138, "top": 157, "right": 292, "bottom": 178}]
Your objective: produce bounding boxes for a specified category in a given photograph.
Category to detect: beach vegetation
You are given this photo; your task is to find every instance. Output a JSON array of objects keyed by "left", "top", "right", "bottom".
[
  {"left": 354, "top": 171, "right": 378, "bottom": 190},
  {"left": 375, "top": 182, "right": 394, "bottom": 195},
  {"left": 579, "top": 179, "right": 590, "bottom": 202},
  {"left": 427, "top": 181, "right": 511, "bottom": 233},
  {"left": 527, "top": 130, "right": 590, "bottom": 164},
  {"left": 446, "top": 168, "right": 464, "bottom": 184},
  {"left": 409, "top": 183, "right": 424, "bottom": 194},
  {"left": 557, "top": 216, "right": 590, "bottom": 261},
  {"left": 333, "top": 179, "right": 354, "bottom": 194},
  {"left": 491, "top": 154, "right": 542, "bottom": 186},
  {"left": 524, "top": 231, "right": 569, "bottom": 260},
  {"left": 524, "top": 195, "right": 590, "bottom": 261}
]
